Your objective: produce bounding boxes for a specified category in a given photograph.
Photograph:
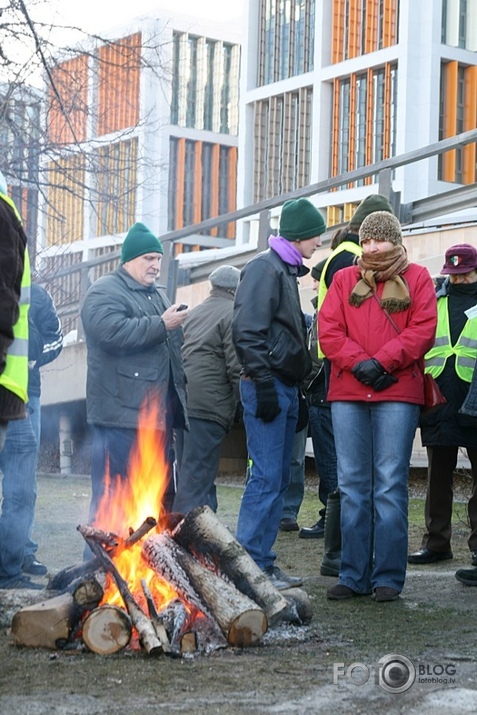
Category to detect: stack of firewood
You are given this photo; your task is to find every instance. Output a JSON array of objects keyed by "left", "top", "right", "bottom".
[{"left": 11, "top": 506, "right": 312, "bottom": 656}]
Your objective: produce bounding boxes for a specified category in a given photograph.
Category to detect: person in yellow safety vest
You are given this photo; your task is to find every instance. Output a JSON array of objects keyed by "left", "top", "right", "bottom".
[
  {"left": 409, "top": 244, "right": 477, "bottom": 570},
  {"left": 318, "top": 194, "right": 394, "bottom": 355},
  {"left": 0, "top": 173, "right": 30, "bottom": 450}
]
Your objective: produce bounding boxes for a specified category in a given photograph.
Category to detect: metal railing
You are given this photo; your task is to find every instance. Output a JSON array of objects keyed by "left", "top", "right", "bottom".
[{"left": 40, "top": 128, "right": 477, "bottom": 336}]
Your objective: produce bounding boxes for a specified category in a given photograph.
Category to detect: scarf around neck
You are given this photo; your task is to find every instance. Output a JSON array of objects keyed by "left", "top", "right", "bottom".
[
  {"left": 268, "top": 235, "right": 303, "bottom": 267},
  {"left": 349, "top": 245, "right": 411, "bottom": 313}
]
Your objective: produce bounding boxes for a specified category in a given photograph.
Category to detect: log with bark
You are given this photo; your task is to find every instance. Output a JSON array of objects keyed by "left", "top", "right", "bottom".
[
  {"left": 11, "top": 574, "right": 105, "bottom": 649},
  {"left": 48, "top": 517, "right": 157, "bottom": 592},
  {"left": 172, "top": 505, "right": 290, "bottom": 626},
  {"left": 143, "top": 533, "right": 267, "bottom": 647},
  {"left": 79, "top": 527, "right": 162, "bottom": 656}
]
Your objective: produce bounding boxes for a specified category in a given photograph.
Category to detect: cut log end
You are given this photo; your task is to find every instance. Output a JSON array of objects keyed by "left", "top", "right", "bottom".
[
  {"left": 82, "top": 605, "right": 132, "bottom": 655},
  {"left": 228, "top": 610, "right": 268, "bottom": 647}
]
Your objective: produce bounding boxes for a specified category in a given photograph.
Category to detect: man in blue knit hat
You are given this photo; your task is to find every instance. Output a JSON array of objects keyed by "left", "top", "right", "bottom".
[
  {"left": 232, "top": 198, "right": 326, "bottom": 590},
  {"left": 81, "top": 223, "right": 189, "bottom": 535}
]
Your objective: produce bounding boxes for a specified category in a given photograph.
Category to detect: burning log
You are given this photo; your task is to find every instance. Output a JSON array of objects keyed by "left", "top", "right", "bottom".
[
  {"left": 79, "top": 528, "right": 162, "bottom": 656},
  {"left": 48, "top": 517, "right": 158, "bottom": 592},
  {"left": 172, "top": 506, "right": 290, "bottom": 626},
  {"left": 140, "top": 578, "right": 171, "bottom": 654},
  {"left": 70, "top": 577, "right": 104, "bottom": 609},
  {"left": 142, "top": 535, "right": 227, "bottom": 653},
  {"left": 82, "top": 605, "right": 132, "bottom": 655},
  {"left": 143, "top": 533, "right": 267, "bottom": 647}
]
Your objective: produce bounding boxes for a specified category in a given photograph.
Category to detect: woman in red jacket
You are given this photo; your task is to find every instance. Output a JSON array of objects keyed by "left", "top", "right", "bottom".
[{"left": 319, "top": 211, "right": 437, "bottom": 602}]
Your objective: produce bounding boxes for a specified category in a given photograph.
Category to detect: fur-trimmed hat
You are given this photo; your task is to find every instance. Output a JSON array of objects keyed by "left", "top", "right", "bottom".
[
  {"left": 279, "top": 198, "right": 326, "bottom": 241},
  {"left": 121, "top": 223, "right": 163, "bottom": 264},
  {"left": 350, "top": 194, "right": 394, "bottom": 227},
  {"left": 209, "top": 265, "right": 241, "bottom": 291},
  {"left": 359, "top": 211, "right": 402, "bottom": 246}
]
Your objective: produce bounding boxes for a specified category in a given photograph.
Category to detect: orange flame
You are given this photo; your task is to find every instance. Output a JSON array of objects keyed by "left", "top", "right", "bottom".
[{"left": 94, "top": 396, "right": 179, "bottom": 610}]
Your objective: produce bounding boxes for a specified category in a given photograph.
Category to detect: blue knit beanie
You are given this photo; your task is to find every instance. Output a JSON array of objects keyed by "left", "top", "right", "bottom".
[{"left": 121, "top": 223, "right": 163, "bottom": 264}]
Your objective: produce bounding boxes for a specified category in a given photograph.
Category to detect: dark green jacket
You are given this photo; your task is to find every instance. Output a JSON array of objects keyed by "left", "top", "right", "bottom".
[{"left": 81, "top": 266, "right": 188, "bottom": 431}]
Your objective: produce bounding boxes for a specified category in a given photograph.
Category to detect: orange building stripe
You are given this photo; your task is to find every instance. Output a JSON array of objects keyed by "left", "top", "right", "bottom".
[
  {"left": 193, "top": 142, "right": 202, "bottom": 225},
  {"left": 210, "top": 144, "right": 220, "bottom": 237},
  {"left": 175, "top": 138, "right": 186, "bottom": 230},
  {"left": 227, "top": 146, "right": 238, "bottom": 239},
  {"left": 332, "top": 0, "right": 344, "bottom": 63},
  {"left": 443, "top": 61, "right": 458, "bottom": 182},
  {"left": 463, "top": 66, "right": 477, "bottom": 184}
]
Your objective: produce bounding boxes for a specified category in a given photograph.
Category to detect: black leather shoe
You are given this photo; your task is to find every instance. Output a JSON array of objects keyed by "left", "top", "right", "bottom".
[
  {"left": 22, "top": 556, "right": 48, "bottom": 576},
  {"left": 472, "top": 551, "right": 477, "bottom": 566},
  {"left": 279, "top": 518, "right": 299, "bottom": 532},
  {"left": 299, "top": 520, "right": 325, "bottom": 539},
  {"left": 407, "top": 548, "right": 453, "bottom": 564},
  {"left": 455, "top": 567, "right": 477, "bottom": 586}
]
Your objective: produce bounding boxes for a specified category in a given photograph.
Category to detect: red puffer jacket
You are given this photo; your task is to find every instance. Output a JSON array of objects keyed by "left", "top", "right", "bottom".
[{"left": 319, "top": 262, "right": 437, "bottom": 405}]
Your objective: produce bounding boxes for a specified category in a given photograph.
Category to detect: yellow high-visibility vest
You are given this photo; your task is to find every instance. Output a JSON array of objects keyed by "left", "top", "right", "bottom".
[
  {"left": 317, "top": 240, "right": 362, "bottom": 358},
  {"left": 0, "top": 192, "right": 30, "bottom": 403},
  {"left": 425, "top": 296, "right": 477, "bottom": 383}
]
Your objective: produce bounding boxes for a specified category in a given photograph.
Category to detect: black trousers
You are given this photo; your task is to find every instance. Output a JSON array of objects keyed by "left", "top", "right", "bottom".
[{"left": 422, "top": 445, "right": 477, "bottom": 552}]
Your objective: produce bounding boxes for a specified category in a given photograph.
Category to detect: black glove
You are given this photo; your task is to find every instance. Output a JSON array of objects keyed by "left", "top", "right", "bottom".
[
  {"left": 255, "top": 379, "right": 281, "bottom": 422},
  {"left": 296, "top": 389, "right": 309, "bottom": 432},
  {"left": 352, "top": 358, "right": 398, "bottom": 392}
]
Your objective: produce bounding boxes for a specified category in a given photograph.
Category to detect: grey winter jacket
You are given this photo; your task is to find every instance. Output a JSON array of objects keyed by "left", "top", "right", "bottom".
[
  {"left": 182, "top": 287, "right": 241, "bottom": 430},
  {"left": 81, "top": 266, "right": 188, "bottom": 431}
]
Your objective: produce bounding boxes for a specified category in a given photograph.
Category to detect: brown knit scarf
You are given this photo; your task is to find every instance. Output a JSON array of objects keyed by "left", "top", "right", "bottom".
[{"left": 349, "top": 245, "right": 411, "bottom": 313}]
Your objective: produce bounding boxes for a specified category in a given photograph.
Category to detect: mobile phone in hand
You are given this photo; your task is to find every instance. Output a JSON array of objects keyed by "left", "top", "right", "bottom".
[{"left": 177, "top": 304, "right": 188, "bottom": 311}]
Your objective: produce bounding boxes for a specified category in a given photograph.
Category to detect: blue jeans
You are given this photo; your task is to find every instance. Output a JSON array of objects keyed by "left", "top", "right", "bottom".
[
  {"left": 0, "top": 396, "right": 40, "bottom": 583},
  {"left": 282, "top": 426, "right": 307, "bottom": 520},
  {"left": 308, "top": 404, "right": 338, "bottom": 508},
  {"left": 236, "top": 377, "right": 298, "bottom": 569},
  {"left": 331, "top": 401, "right": 420, "bottom": 594}
]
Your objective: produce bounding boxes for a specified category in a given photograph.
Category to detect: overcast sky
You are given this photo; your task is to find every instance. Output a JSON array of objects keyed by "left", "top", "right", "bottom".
[{"left": 52, "top": 0, "right": 244, "bottom": 33}]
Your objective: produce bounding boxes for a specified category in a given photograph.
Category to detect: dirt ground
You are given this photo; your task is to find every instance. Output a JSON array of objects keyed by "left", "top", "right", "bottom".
[{"left": 0, "top": 470, "right": 476, "bottom": 715}]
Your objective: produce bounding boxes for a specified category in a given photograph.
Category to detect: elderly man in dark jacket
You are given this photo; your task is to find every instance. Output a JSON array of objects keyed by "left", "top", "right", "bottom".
[
  {"left": 232, "top": 198, "right": 326, "bottom": 590},
  {"left": 81, "top": 223, "right": 188, "bottom": 528},
  {"left": 173, "top": 265, "right": 241, "bottom": 514}
]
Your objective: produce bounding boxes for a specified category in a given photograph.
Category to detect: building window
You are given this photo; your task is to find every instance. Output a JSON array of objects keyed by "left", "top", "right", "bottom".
[
  {"left": 170, "top": 32, "right": 239, "bottom": 135},
  {"left": 185, "top": 36, "right": 198, "bottom": 129},
  {"left": 332, "top": 64, "right": 398, "bottom": 185},
  {"left": 442, "top": 0, "right": 474, "bottom": 49},
  {"left": 168, "top": 137, "right": 237, "bottom": 243},
  {"left": 331, "top": 0, "right": 399, "bottom": 63},
  {"left": 204, "top": 40, "right": 216, "bottom": 131},
  {"left": 439, "top": 61, "right": 477, "bottom": 184},
  {"left": 95, "top": 139, "right": 137, "bottom": 236},
  {"left": 252, "top": 87, "right": 312, "bottom": 201},
  {"left": 258, "top": 0, "right": 315, "bottom": 86}
]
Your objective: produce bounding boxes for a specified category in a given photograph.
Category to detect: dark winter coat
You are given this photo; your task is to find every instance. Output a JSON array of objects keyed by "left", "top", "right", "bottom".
[
  {"left": 81, "top": 266, "right": 187, "bottom": 431},
  {"left": 320, "top": 262, "right": 437, "bottom": 404},
  {"left": 232, "top": 248, "right": 312, "bottom": 385},
  {"left": 420, "top": 278, "right": 477, "bottom": 448},
  {"left": 28, "top": 283, "right": 63, "bottom": 398},
  {"left": 182, "top": 287, "right": 241, "bottom": 431},
  {"left": 0, "top": 195, "right": 28, "bottom": 420}
]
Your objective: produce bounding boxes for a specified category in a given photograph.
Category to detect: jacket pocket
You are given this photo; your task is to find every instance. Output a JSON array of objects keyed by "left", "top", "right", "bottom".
[{"left": 116, "top": 363, "right": 159, "bottom": 409}]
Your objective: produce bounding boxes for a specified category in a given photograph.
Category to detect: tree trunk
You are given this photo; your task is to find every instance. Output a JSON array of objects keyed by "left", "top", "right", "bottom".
[{"left": 172, "top": 505, "right": 289, "bottom": 626}]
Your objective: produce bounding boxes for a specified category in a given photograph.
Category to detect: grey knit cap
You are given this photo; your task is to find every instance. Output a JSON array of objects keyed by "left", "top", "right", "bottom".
[
  {"left": 209, "top": 265, "right": 241, "bottom": 291},
  {"left": 359, "top": 211, "right": 402, "bottom": 246}
]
